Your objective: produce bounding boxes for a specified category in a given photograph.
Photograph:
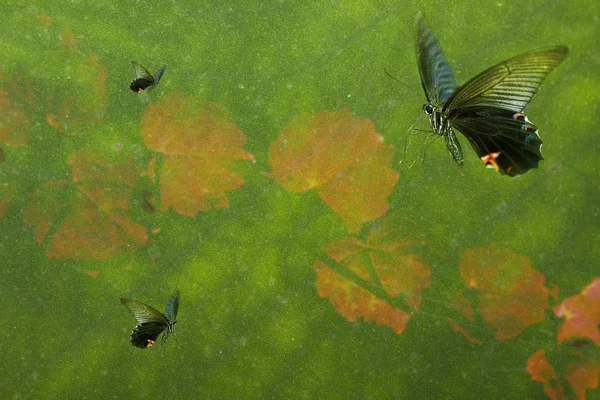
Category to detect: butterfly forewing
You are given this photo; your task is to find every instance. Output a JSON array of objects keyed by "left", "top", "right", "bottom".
[
  {"left": 120, "top": 298, "right": 169, "bottom": 325},
  {"left": 131, "top": 61, "right": 154, "bottom": 81},
  {"left": 445, "top": 47, "right": 568, "bottom": 113},
  {"left": 153, "top": 64, "right": 166, "bottom": 85},
  {"left": 416, "top": 13, "right": 457, "bottom": 107},
  {"left": 163, "top": 289, "right": 180, "bottom": 322}
]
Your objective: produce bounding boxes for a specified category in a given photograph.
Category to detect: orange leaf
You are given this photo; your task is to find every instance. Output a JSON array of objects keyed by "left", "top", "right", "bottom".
[
  {"left": 314, "top": 216, "right": 430, "bottom": 334},
  {"left": 42, "top": 22, "right": 107, "bottom": 135},
  {"left": 527, "top": 347, "right": 600, "bottom": 400},
  {"left": 527, "top": 349, "right": 567, "bottom": 400},
  {"left": 141, "top": 95, "right": 253, "bottom": 216},
  {"left": 0, "top": 183, "right": 15, "bottom": 219},
  {"left": 555, "top": 278, "right": 600, "bottom": 347},
  {"left": 0, "top": 72, "right": 36, "bottom": 147},
  {"left": 24, "top": 150, "right": 148, "bottom": 259},
  {"left": 451, "top": 243, "right": 551, "bottom": 341},
  {"left": 268, "top": 108, "right": 399, "bottom": 232}
]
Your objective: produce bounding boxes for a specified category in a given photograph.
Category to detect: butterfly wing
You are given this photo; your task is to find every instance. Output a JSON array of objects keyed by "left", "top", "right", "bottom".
[
  {"left": 121, "top": 298, "right": 170, "bottom": 348},
  {"left": 163, "top": 289, "right": 180, "bottom": 323},
  {"left": 445, "top": 46, "right": 568, "bottom": 113},
  {"left": 130, "top": 61, "right": 155, "bottom": 92},
  {"left": 153, "top": 64, "right": 166, "bottom": 85},
  {"left": 416, "top": 13, "right": 457, "bottom": 107},
  {"left": 120, "top": 298, "right": 169, "bottom": 325},
  {"left": 451, "top": 107, "right": 543, "bottom": 176},
  {"left": 130, "top": 321, "right": 168, "bottom": 348}
]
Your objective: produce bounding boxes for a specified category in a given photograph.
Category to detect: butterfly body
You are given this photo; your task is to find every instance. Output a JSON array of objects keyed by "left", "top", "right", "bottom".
[
  {"left": 121, "top": 289, "right": 179, "bottom": 348},
  {"left": 130, "top": 61, "right": 166, "bottom": 93},
  {"left": 416, "top": 13, "right": 567, "bottom": 176}
]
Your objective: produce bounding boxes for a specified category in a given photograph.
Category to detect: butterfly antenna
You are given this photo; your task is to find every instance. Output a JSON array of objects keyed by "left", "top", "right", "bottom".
[{"left": 384, "top": 68, "right": 415, "bottom": 93}]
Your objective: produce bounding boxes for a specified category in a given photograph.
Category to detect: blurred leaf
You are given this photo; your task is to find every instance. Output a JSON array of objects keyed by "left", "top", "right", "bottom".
[
  {"left": 268, "top": 108, "right": 399, "bottom": 232},
  {"left": 141, "top": 95, "right": 254, "bottom": 216},
  {"left": 527, "top": 346, "right": 600, "bottom": 400},
  {"left": 555, "top": 278, "right": 600, "bottom": 347},
  {"left": 450, "top": 243, "right": 552, "bottom": 341},
  {"left": 527, "top": 349, "right": 567, "bottom": 400},
  {"left": 0, "top": 72, "right": 36, "bottom": 147},
  {"left": 314, "top": 216, "right": 430, "bottom": 334},
  {"left": 23, "top": 149, "right": 147, "bottom": 259},
  {"left": 0, "top": 183, "right": 15, "bottom": 219},
  {"left": 40, "top": 19, "right": 107, "bottom": 135}
]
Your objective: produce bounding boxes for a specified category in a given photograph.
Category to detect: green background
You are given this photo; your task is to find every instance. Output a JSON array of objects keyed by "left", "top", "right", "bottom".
[{"left": 1, "top": 0, "right": 598, "bottom": 398}]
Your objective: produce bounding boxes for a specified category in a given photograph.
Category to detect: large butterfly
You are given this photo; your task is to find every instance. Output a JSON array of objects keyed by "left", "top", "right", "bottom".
[
  {"left": 120, "top": 289, "right": 179, "bottom": 348},
  {"left": 130, "top": 61, "right": 166, "bottom": 93},
  {"left": 416, "top": 13, "right": 568, "bottom": 176}
]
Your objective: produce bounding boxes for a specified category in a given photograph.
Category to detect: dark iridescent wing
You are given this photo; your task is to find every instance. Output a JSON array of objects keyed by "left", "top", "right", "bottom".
[
  {"left": 451, "top": 107, "right": 542, "bottom": 176},
  {"left": 130, "top": 321, "right": 168, "bottom": 348},
  {"left": 153, "top": 64, "right": 166, "bottom": 85},
  {"left": 130, "top": 61, "right": 155, "bottom": 92},
  {"left": 445, "top": 47, "right": 568, "bottom": 113},
  {"left": 163, "top": 289, "right": 179, "bottom": 322},
  {"left": 416, "top": 13, "right": 457, "bottom": 107},
  {"left": 120, "top": 298, "right": 169, "bottom": 325}
]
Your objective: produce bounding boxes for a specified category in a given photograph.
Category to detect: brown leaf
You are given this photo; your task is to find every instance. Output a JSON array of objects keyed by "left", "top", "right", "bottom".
[
  {"left": 314, "top": 216, "right": 430, "bottom": 334},
  {"left": 451, "top": 244, "right": 552, "bottom": 341},
  {"left": 555, "top": 278, "right": 600, "bottom": 347},
  {"left": 24, "top": 150, "right": 147, "bottom": 259},
  {"left": 268, "top": 108, "right": 399, "bottom": 232},
  {"left": 527, "top": 347, "right": 600, "bottom": 400},
  {"left": 0, "top": 183, "right": 15, "bottom": 219},
  {"left": 527, "top": 349, "right": 567, "bottom": 400},
  {"left": 41, "top": 22, "right": 107, "bottom": 135},
  {"left": 0, "top": 72, "right": 36, "bottom": 147},
  {"left": 141, "top": 95, "right": 254, "bottom": 216}
]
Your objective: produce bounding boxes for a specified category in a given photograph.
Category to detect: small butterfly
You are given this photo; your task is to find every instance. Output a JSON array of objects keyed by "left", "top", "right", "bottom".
[
  {"left": 415, "top": 13, "right": 568, "bottom": 176},
  {"left": 120, "top": 289, "right": 179, "bottom": 348},
  {"left": 129, "top": 61, "right": 166, "bottom": 93}
]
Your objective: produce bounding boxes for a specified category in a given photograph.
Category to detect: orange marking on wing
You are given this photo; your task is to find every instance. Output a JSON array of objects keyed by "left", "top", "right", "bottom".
[{"left": 481, "top": 152, "right": 500, "bottom": 171}]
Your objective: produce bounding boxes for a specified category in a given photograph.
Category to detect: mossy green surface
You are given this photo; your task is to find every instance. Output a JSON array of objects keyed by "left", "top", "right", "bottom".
[{"left": 1, "top": 1, "right": 598, "bottom": 398}]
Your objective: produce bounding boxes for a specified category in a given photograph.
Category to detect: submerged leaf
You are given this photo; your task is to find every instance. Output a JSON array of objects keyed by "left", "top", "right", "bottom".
[
  {"left": 451, "top": 243, "right": 552, "bottom": 341},
  {"left": 0, "top": 72, "right": 36, "bottom": 147},
  {"left": 314, "top": 216, "right": 430, "bottom": 334},
  {"left": 141, "top": 95, "right": 254, "bottom": 216},
  {"left": 555, "top": 278, "right": 600, "bottom": 347},
  {"left": 24, "top": 150, "right": 147, "bottom": 259},
  {"left": 268, "top": 108, "right": 398, "bottom": 232}
]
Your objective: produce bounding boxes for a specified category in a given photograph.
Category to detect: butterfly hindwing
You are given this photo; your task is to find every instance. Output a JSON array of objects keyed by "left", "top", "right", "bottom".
[
  {"left": 451, "top": 107, "right": 543, "bottom": 176},
  {"left": 130, "top": 321, "right": 168, "bottom": 348}
]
